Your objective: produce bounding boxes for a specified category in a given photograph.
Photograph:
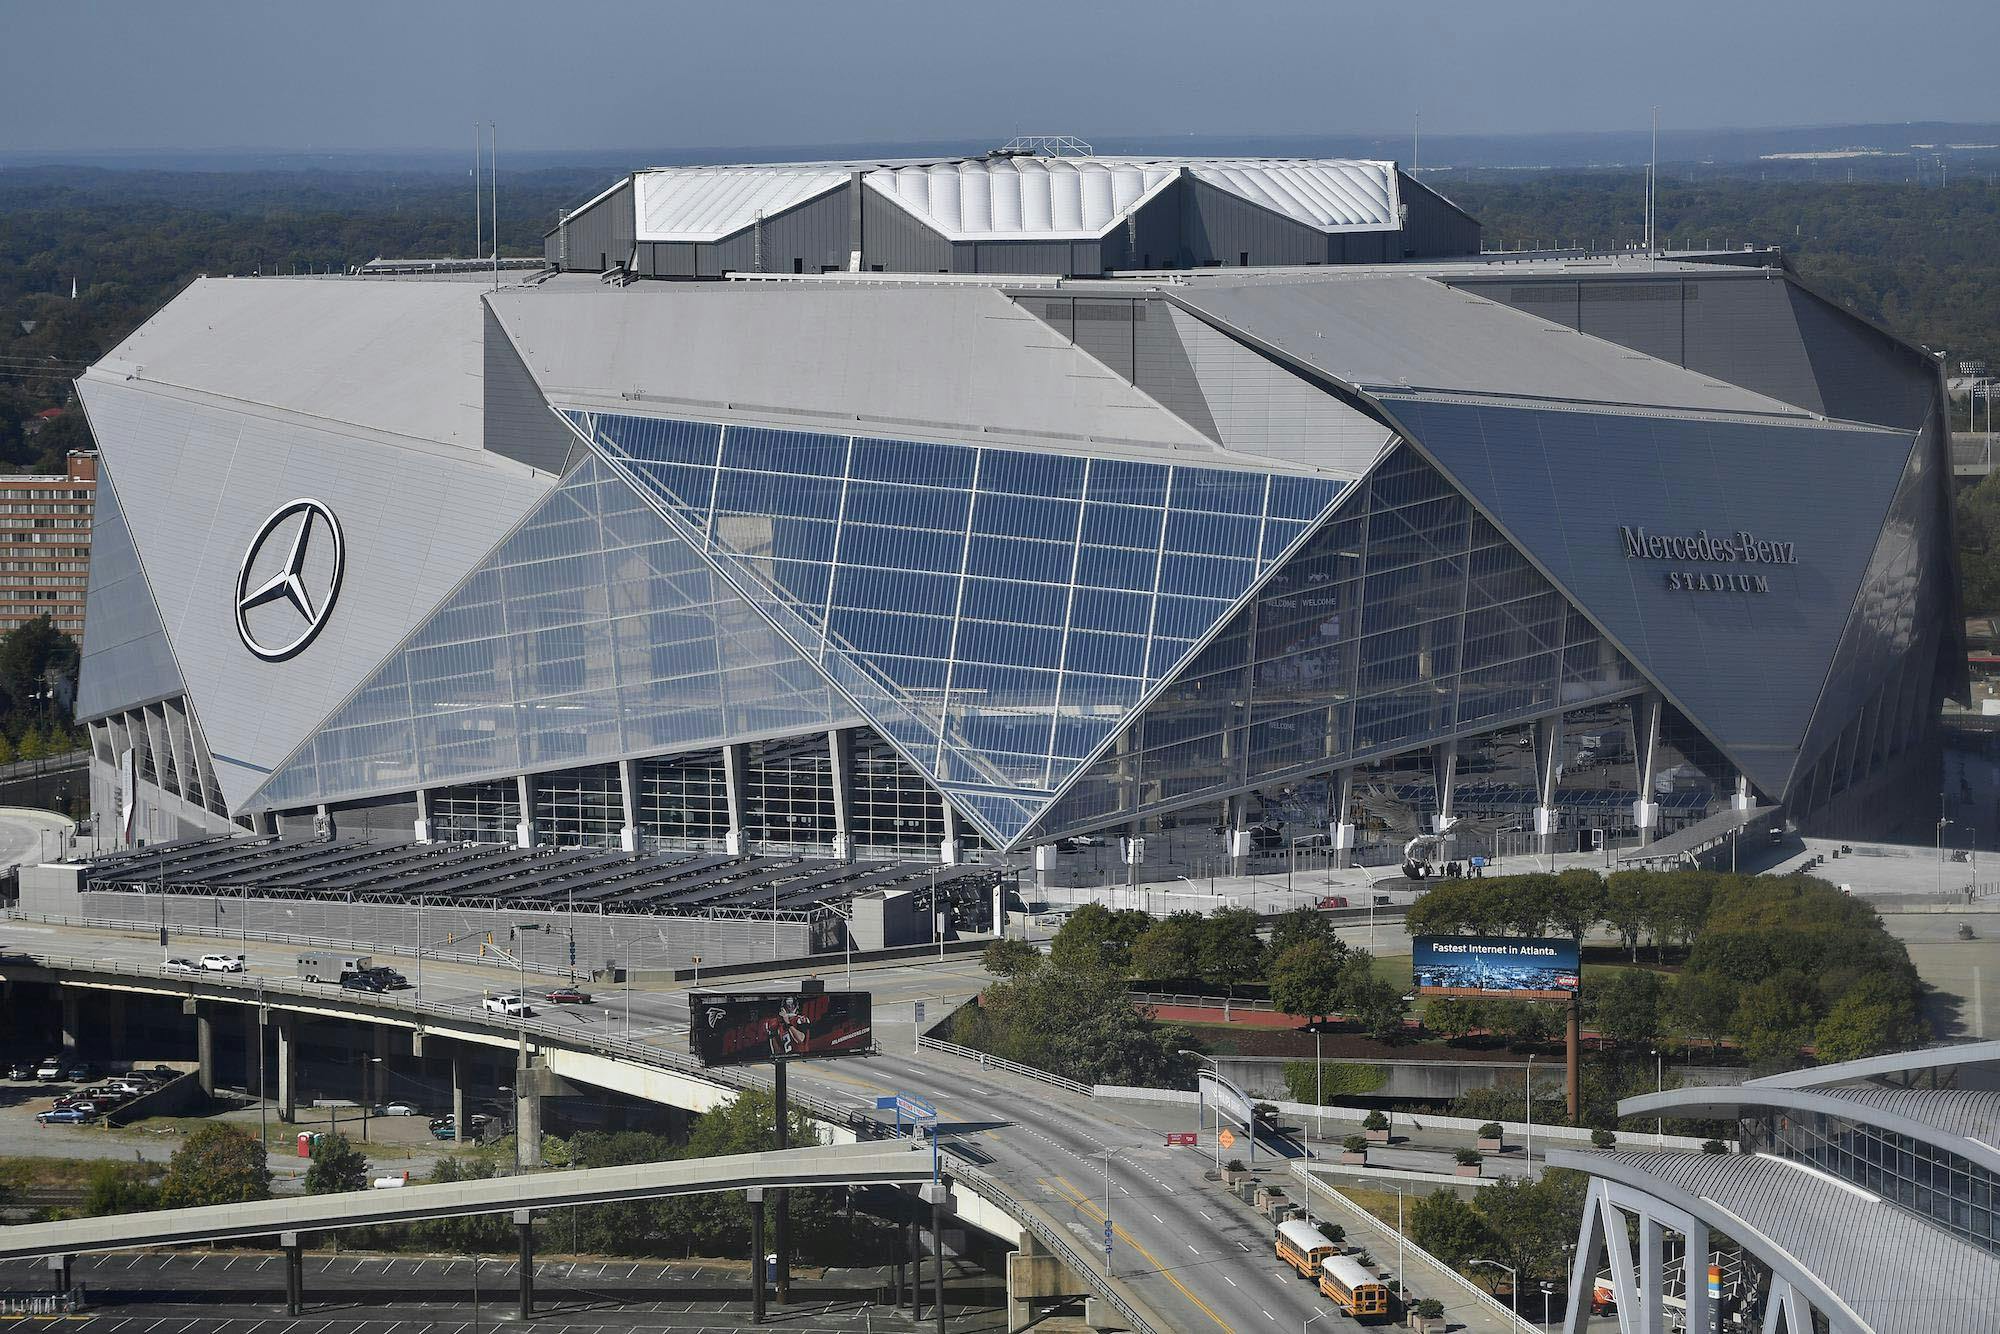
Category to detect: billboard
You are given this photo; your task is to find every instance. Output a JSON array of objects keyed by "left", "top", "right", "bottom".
[
  {"left": 690, "top": 990, "right": 873, "bottom": 1067},
  {"left": 1412, "top": 936, "right": 1580, "bottom": 1000}
]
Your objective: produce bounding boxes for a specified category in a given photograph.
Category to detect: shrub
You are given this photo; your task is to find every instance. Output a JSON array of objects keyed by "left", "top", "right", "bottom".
[
  {"left": 1414, "top": 1298, "right": 1446, "bottom": 1320},
  {"left": 1454, "top": 1148, "right": 1483, "bottom": 1167},
  {"left": 1363, "top": 1109, "right": 1389, "bottom": 1131},
  {"left": 1477, "top": 1122, "right": 1504, "bottom": 1140},
  {"left": 1591, "top": 1128, "right": 1617, "bottom": 1149},
  {"left": 1342, "top": 1135, "right": 1369, "bottom": 1153},
  {"left": 1224, "top": 1158, "right": 1248, "bottom": 1173},
  {"left": 1702, "top": 1138, "right": 1730, "bottom": 1154},
  {"left": 1253, "top": 1101, "right": 1279, "bottom": 1123},
  {"left": 1323, "top": 1223, "right": 1345, "bottom": 1244}
]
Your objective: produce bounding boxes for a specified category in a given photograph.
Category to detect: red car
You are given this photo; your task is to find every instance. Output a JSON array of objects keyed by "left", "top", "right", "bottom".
[{"left": 543, "top": 987, "right": 593, "bottom": 1005}]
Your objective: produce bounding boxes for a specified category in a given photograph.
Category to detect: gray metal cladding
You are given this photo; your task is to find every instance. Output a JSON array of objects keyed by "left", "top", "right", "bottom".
[
  {"left": 1180, "top": 178, "right": 1330, "bottom": 267},
  {"left": 1396, "top": 177, "right": 1482, "bottom": 257},
  {"left": 1380, "top": 395, "right": 1916, "bottom": 797},
  {"left": 1073, "top": 297, "right": 1138, "bottom": 380},
  {"left": 482, "top": 304, "right": 575, "bottom": 474},
  {"left": 1132, "top": 302, "right": 1221, "bottom": 441},
  {"left": 707, "top": 184, "right": 855, "bottom": 275},
  {"left": 1783, "top": 281, "right": 1939, "bottom": 430},
  {"left": 859, "top": 186, "right": 952, "bottom": 273},
  {"left": 1576, "top": 280, "right": 1686, "bottom": 365},
  {"left": 74, "top": 460, "right": 184, "bottom": 723},
  {"left": 552, "top": 178, "right": 634, "bottom": 272}
]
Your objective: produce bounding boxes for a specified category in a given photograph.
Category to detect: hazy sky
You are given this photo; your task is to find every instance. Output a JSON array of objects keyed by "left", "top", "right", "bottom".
[{"left": 6, "top": 0, "right": 1998, "bottom": 153}]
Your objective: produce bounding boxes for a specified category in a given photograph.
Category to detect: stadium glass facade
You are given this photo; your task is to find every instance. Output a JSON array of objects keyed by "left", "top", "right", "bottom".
[{"left": 74, "top": 242, "right": 1961, "bottom": 873}]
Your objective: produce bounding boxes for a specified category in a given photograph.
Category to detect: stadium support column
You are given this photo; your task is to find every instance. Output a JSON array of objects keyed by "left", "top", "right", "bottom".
[
  {"left": 939, "top": 801, "right": 961, "bottom": 866},
  {"left": 1534, "top": 715, "right": 1564, "bottom": 857},
  {"left": 723, "top": 743, "right": 748, "bottom": 856},
  {"left": 1731, "top": 772, "right": 1752, "bottom": 813},
  {"left": 1632, "top": 693, "right": 1663, "bottom": 846},
  {"left": 618, "top": 757, "right": 640, "bottom": 853},
  {"left": 514, "top": 774, "right": 536, "bottom": 849},
  {"left": 1330, "top": 767, "right": 1356, "bottom": 870},
  {"left": 828, "top": 728, "right": 854, "bottom": 862},
  {"left": 413, "top": 787, "right": 432, "bottom": 843}
]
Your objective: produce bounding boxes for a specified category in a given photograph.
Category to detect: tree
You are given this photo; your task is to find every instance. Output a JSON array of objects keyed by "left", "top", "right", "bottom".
[
  {"left": 0, "top": 616, "right": 77, "bottom": 719},
  {"left": 1603, "top": 873, "right": 1652, "bottom": 960},
  {"left": 158, "top": 1124, "right": 270, "bottom": 1207},
  {"left": 981, "top": 938, "right": 1043, "bottom": 980},
  {"left": 1267, "top": 939, "right": 1347, "bottom": 1021},
  {"left": 1732, "top": 973, "right": 1823, "bottom": 1073},
  {"left": 1197, "top": 907, "right": 1263, "bottom": 996},
  {"left": 1496, "top": 874, "right": 1556, "bottom": 937},
  {"left": 1344, "top": 972, "right": 1409, "bottom": 1043},
  {"left": 82, "top": 1161, "right": 158, "bottom": 1215},
  {"left": 1407, "top": 1189, "right": 1493, "bottom": 1268},
  {"left": 1668, "top": 972, "right": 1738, "bottom": 1056},
  {"left": 1473, "top": 1170, "right": 1590, "bottom": 1286},
  {"left": 1048, "top": 903, "right": 1150, "bottom": 975},
  {"left": 1490, "top": 999, "right": 1557, "bottom": 1047},
  {"left": 1423, "top": 996, "right": 1487, "bottom": 1042},
  {"left": 1813, "top": 974, "right": 1927, "bottom": 1063},
  {"left": 1129, "top": 912, "right": 1206, "bottom": 984},
  {"left": 1266, "top": 905, "right": 1339, "bottom": 963},
  {"left": 1589, "top": 969, "right": 1665, "bottom": 1048},
  {"left": 1546, "top": 869, "right": 1608, "bottom": 940},
  {"left": 304, "top": 1131, "right": 369, "bottom": 1194},
  {"left": 950, "top": 960, "right": 1196, "bottom": 1088}
]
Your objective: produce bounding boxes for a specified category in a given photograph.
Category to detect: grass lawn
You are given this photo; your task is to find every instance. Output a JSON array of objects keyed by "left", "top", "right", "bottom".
[
  {"left": 1334, "top": 1185, "right": 1406, "bottom": 1233},
  {"left": 0, "top": 1154, "right": 149, "bottom": 1191}
]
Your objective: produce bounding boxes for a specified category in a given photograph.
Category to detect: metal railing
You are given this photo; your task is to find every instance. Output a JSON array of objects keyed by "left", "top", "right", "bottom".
[
  {"left": 916, "top": 1036, "right": 1094, "bottom": 1098},
  {"left": 1129, "top": 991, "right": 1277, "bottom": 1013},
  {"left": 8, "top": 913, "right": 573, "bottom": 976}
]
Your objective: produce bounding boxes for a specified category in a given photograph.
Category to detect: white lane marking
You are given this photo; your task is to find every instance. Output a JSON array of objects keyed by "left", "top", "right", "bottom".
[
  {"left": 1186, "top": 1243, "right": 1200, "bottom": 1255},
  {"left": 1262, "top": 1310, "right": 1276, "bottom": 1321},
  {"left": 1224, "top": 1276, "right": 1238, "bottom": 1287},
  {"left": 1151, "top": 1213, "right": 1164, "bottom": 1223}
]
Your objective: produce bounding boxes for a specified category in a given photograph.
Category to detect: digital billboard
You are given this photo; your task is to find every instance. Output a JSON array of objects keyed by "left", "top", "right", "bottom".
[
  {"left": 1412, "top": 936, "right": 1580, "bottom": 1000},
  {"left": 690, "top": 990, "right": 874, "bottom": 1067}
]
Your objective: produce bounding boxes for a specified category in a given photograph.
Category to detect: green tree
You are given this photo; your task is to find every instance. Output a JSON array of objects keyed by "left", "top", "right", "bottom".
[
  {"left": 1667, "top": 972, "right": 1738, "bottom": 1055},
  {"left": 1732, "top": 973, "right": 1823, "bottom": 1073},
  {"left": 1496, "top": 873, "right": 1556, "bottom": 937},
  {"left": 158, "top": 1123, "right": 270, "bottom": 1207},
  {"left": 410, "top": 1158, "right": 513, "bottom": 1252},
  {"left": 1265, "top": 905, "right": 1339, "bottom": 963},
  {"left": 1405, "top": 880, "right": 1478, "bottom": 937},
  {"left": 1589, "top": 969, "right": 1665, "bottom": 1048},
  {"left": 1407, "top": 1189, "right": 1494, "bottom": 1268},
  {"left": 1472, "top": 1170, "right": 1590, "bottom": 1286},
  {"left": 1267, "top": 939, "right": 1349, "bottom": 1021},
  {"left": 1603, "top": 872, "right": 1652, "bottom": 960},
  {"left": 1048, "top": 903, "right": 1149, "bottom": 975},
  {"left": 82, "top": 1161, "right": 159, "bottom": 1215},
  {"left": 1813, "top": 974, "right": 1927, "bottom": 1063},
  {"left": 1547, "top": 869, "right": 1609, "bottom": 940},
  {"left": 1490, "top": 999, "right": 1557, "bottom": 1047},
  {"left": 1343, "top": 972, "right": 1410, "bottom": 1043},
  {"left": 1424, "top": 996, "right": 1487, "bottom": 1042},
  {"left": 1129, "top": 912, "right": 1206, "bottom": 984},
  {"left": 1197, "top": 907, "right": 1264, "bottom": 996},
  {"left": 981, "top": 937, "right": 1043, "bottom": 979},
  {"left": 304, "top": 1131, "right": 369, "bottom": 1194},
  {"left": 0, "top": 616, "right": 78, "bottom": 719},
  {"left": 950, "top": 960, "right": 1197, "bottom": 1087}
]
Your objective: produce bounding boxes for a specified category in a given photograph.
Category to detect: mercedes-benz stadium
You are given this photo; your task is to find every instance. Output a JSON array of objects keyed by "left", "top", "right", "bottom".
[{"left": 69, "top": 153, "right": 1963, "bottom": 893}]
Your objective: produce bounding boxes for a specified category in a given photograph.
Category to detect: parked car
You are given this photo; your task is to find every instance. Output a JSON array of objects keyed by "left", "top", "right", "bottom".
[
  {"left": 199, "top": 954, "right": 245, "bottom": 973},
  {"left": 163, "top": 958, "right": 201, "bottom": 976},
  {"left": 36, "top": 1108, "right": 89, "bottom": 1125},
  {"left": 64, "top": 1063, "right": 90, "bottom": 1082},
  {"left": 481, "top": 994, "right": 532, "bottom": 1017},
  {"left": 340, "top": 973, "right": 388, "bottom": 993},
  {"left": 428, "top": 1113, "right": 491, "bottom": 1140},
  {"left": 374, "top": 1101, "right": 423, "bottom": 1117},
  {"left": 34, "top": 1058, "right": 62, "bottom": 1080},
  {"left": 1317, "top": 895, "right": 1351, "bottom": 909},
  {"left": 543, "top": 987, "right": 592, "bottom": 1005},
  {"left": 7, "top": 1063, "right": 34, "bottom": 1081}
]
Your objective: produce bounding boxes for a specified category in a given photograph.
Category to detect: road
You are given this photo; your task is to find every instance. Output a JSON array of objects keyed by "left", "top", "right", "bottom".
[{"left": 0, "top": 921, "right": 1522, "bottom": 1334}]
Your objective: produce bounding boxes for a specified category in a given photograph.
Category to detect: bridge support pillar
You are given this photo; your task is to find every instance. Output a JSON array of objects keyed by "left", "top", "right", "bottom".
[
  {"left": 451, "top": 1050, "right": 468, "bottom": 1142},
  {"left": 515, "top": 1209, "right": 534, "bottom": 1318},
  {"left": 906, "top": 1199, "right": 922, "bottom": 1320},
  {"left": 275, "top": 1013, "right": 296, "bottom": 1122},
  {"left": 243, "top": 1007, "right": 262, "bottom": 1096},
  {"left": 1005, "top": 1232, "right": 1074, "bottom": 1333},
  {"left": 515, "top": 1073, "right": 543, "bottom": 1168},
  {"left": 280, "top": 1232, "right": 302, "bottom": 1315},
  {"left": 369, "top": 1026, "right": 390, "bottom": 1105},
  {"left": 195, "top": 1006, "right": 215, "bottom": 1096},
  {"left": 45, "top": 1254, "right": 69, "bottom": 1296},
  {"left": 923, "top": 1181, "right": 949, "bottom": 1334},
  {"left": 59, "top": 990, "right": 79, "bottom": 1053},
  {"left": 747, "top": 1186, "right": 766, "bottom": 1325}
]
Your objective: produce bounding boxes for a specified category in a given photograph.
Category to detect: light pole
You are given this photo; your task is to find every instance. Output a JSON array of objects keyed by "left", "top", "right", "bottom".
[
  {"left": 1304, "top": 1306, "right": 1334, "bottom": 1334},
  {"left": 1471, "top": 1259, "right": 1523, "bottom": 1332},
  {"left": 1525, "top": 1053, "right": 1535, "bottom": 1176},
  {"left": 1939, "top": 816, "right": 1954, "bottom": 899},
  {"left": 1180, "top": 1050, "right": 1223, "bottom": 1169},
  {"left": 1651, "top": 1048, "right": 1663, "bottom": 1141},
  {"left": 1540, "top": 1281, "right": 1554, "bottom": 1328},
  {"left": 1364, "top": 1176, "right": 1406, "bottom": 1293},
  {"left": 1093, "top": 1146, "right": 1126, "bottom": 1277}
]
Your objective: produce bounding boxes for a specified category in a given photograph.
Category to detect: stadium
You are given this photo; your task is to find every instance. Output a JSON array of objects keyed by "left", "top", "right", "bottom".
[{"left": 57, "top": 148, "right": 1961, "bottom": 954}]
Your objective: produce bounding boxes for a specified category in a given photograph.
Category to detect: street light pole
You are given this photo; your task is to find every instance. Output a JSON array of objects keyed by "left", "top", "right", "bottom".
[
  {"left": 1525, "top": 1053, "right": 1535, "bottom": 1176},
  {"left": 1471, "top": 1259, "right": 1523, "bottom": 1332},
  {"left": 1940, "top": 816, "right": 1953, "bottom": 899},
  {"left": 1651, "top": 1048, "right": 1663, "bottom": 1141}
]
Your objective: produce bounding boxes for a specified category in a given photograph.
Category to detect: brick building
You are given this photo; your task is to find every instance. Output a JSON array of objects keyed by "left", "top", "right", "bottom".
[{"left": 0, "top": 451, "right": 96, "bottom": 637}]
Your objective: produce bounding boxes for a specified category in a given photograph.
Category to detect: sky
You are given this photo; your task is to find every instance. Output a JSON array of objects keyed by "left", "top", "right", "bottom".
[{"left": 5, "top": 0, "right": 1999, "bottom": 154}]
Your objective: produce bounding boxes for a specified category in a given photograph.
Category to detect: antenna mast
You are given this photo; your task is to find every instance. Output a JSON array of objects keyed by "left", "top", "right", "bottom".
[
  {"left": 490, "top": 121, "right": 499, "bottom": 290},
  {"left": 1648, "top": 106, "right": 1659, "bottom": 255},
  {"left": 1413, "top": 110, "right": 1420, "bottom": 173},
  {"left": 473, "top": 123, "right": 482, "bottom": 261}
]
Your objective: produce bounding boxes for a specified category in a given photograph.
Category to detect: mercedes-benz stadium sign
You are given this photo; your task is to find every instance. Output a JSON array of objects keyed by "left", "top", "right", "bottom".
[{"left": 235, "top": 498, "right": 344, "bottom": 662}]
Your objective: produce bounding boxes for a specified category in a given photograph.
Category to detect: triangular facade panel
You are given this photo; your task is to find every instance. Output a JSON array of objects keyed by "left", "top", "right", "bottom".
[
  {"left": 75, "top": 459, "right": 184, "bottom": 721},
  {"left": 570, "top": 407, "right": 1346, "bottom": 845},
  {"left": 1377, "top": 395, "right": 1915, "bottom": 798},
  {"left": 1021, "top": 443, "right": 1649, "bottom": 843},
  {"left": 251, "top": 455, "right": 857, "bottom": 811}
]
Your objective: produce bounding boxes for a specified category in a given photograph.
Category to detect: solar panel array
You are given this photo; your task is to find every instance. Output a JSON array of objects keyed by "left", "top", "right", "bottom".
[{"left": 82, "top": 837, "right": 995, "bottom": 919}]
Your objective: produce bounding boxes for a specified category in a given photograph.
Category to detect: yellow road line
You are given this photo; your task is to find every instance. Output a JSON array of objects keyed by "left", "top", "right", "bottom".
[{"left": 1048, "top": 1174, "right": 1235, "bottom": 1333}]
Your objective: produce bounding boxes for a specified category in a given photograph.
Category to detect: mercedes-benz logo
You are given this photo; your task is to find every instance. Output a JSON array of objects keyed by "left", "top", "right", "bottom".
[{"left": 235, "top": 498, "right": 344, "bottom": 662}]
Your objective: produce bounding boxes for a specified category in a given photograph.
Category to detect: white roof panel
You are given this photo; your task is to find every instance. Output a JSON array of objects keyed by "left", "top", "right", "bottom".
[
  {"left": 1185, "top": 159, "right": 1400, "bottom": 232},
  {"left": 635, "top": 166, "right": 851, "bottom": 242},
  {"left": 866, "top": 157, "right": 1180, "bottom": 241}
]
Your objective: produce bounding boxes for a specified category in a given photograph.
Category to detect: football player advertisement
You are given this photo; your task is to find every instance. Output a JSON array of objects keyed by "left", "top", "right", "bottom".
[{"left": 690, "top": 990, "right": 874, "bottom": 1066}]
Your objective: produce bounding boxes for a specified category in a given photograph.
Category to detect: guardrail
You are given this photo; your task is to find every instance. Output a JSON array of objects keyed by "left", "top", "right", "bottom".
[
  {"left": 916, "top": 1036, "right": 1094, "bottom": 1098},
  {"left": 11, "top": 949, "right": 1157, "bottom": 1330},
  {"left": 8, "top": 913, "right": 572, "bottom": 977},
  {"left": 1129, "top": 991, "right": 1277, "bottom": 1012}
]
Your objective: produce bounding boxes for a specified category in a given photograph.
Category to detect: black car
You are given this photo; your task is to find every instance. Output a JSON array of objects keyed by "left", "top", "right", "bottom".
[
  {"left": 6, "top": 1063, "right": 33, "bottom": 1081},
  {"left": 364, "top": 969, "right": 411, "bottom": 990},
  {"left": 340, "top": 973, "right": 388, "bottom": 993}
]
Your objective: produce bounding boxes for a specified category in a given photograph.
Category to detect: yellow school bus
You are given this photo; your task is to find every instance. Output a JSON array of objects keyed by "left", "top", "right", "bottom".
[
  {"left": 1319, "top": 1253, "right": 1392, "bottom": 1319},
  {"left": 1275, "top": 1219, "right": 1339, "bottom": 1278}
]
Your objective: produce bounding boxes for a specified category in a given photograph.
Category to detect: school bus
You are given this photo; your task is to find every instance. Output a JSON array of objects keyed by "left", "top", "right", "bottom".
[
  {"left": 1319, "top": 1253, "right": 1392, "bottom": 1319},
  {"left": 1275, "top": 1219, "right": 1339, "bottom": 1278}
]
